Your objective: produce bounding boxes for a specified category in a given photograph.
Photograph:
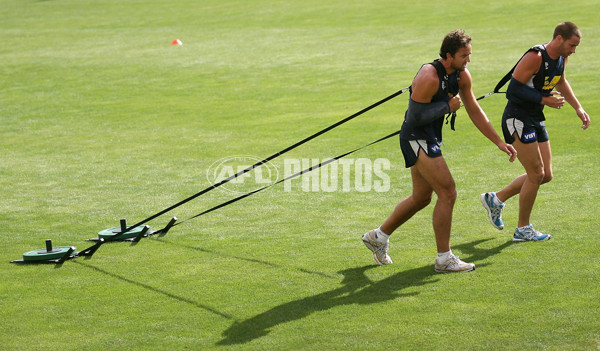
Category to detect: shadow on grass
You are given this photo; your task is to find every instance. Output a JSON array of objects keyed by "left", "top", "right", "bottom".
[
  {"left": 72, "top": 260, "right": 234, "bottom": 320},
  {"left": 217, "top": 238, "right": 514, "bottom": 345},
  {"left": 153, "top": 237, "right": 339, "bottom": 279}
]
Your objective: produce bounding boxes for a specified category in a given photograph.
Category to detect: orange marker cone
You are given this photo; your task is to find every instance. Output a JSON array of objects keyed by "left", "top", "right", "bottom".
[{"left": 171, "top": 39, "right": 182, "bottom": 45}]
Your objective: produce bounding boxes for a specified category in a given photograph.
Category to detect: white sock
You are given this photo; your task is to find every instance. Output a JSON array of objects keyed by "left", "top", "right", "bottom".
[
  {"left": 437, "top": 250, "right": 452, "bottom": 261},
  {"left": 375, "top": 227, "right": 390, "bottom": 242},
  {"left": 492, "top": 192, "right": 503, "bottom": 206}
]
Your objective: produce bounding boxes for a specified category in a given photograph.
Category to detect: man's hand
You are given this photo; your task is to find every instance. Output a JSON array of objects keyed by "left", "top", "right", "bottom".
[
  {"left": 498, "top": 142, "right": 517, "bottom": 162},
  {"left": 541, "top": 91, "right": 565, "bottom": 109},
  {"left": 577, "top": 108, "right": 590, "bottom": 129},
  {"left": 448, "top": 95, "right": 461, "bottom": 113}
]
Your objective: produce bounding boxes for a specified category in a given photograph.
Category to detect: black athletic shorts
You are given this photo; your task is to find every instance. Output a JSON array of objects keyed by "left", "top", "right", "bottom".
[
  {"left": 502, "top": 104, "right": 549, "bottom": 144},
  {"left": 399, "top": 136, "right": 442, "bottom": 168}
]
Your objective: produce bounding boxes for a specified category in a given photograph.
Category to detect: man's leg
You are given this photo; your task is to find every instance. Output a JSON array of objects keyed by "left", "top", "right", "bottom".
[
  {"left": 380, "top": 166, "right": 434, "bottom": 235},
  {"left": 486, "top": 139, "right": 552, "bottom": 241},
  {"left": 509, "top": 138, "right": 545, "bottom": 227},
  {"left": 363, "top": 159, "right": 434, "bottom": 265},
  {"left": 539, "top": 141, "right": 553, "bottom": 183},
  {"left": 367, "top": 149, "right": 473, "bottom": 272},
  {"left": 412, "top": 150, "right": 456, "bottom": 253},
  {"left": 496, "top": 174, "right": 527, "bottom": 203},
  {"left": 514, "top": 140, "right": 552, "bottom": 241},
  {"left": 412, "top": 151, "right": 474, "bottom": 272},
  {"left": 496, "top": 141, "right": 552, "bottom": 203}
]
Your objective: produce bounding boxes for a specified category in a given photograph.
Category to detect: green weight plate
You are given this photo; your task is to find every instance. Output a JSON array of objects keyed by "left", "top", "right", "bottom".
[
  {"left": 98, "top": 226, "right": 148, "bottom": 240},
  {"left": 22, "top": 246, "right": 75, "bottom": 262}
]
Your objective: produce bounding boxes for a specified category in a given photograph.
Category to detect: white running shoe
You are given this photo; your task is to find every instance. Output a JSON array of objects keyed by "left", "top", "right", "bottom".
[
  {"left": 434, "top": 253, "right": 475, "bottom": 273},
  {"left": 362, "top": 230, "right": 393, "bottom": 265},
  {"left": 480, "top": 192, "right": 505, "bottom": 230},
  {"left": 513, "top": 224, "right": 551, "bottom": 242}
]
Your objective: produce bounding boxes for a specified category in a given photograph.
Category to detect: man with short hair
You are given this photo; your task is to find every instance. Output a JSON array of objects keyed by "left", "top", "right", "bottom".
[
  {"left": 363, "top": 30, "right": 517, "bottom": 273},
  {"left": 481, "top": 22, "right": 590, "bottom": 241}
]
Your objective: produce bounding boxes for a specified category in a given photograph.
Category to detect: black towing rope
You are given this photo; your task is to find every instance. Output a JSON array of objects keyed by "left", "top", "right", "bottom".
[
  {"left": 13, "top": 64, "right": 518, "bottom": 263},
  {"left": 110, "top": 86, "right": 411, "bottom": 240}
]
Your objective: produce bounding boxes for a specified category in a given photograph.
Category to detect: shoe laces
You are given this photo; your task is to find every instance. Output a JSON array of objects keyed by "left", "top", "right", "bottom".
[
  {"left": 448, "top": 253, "right": 461, "bottom": 264},
  {"left": 367, "top": 232, "right": 388, "bottom": 251},
  {"left": 530, "top": 225, "right": 544, "bottom": 236},
  {"left": 520, "top": 225, "right": 537, "bottom": 239},
  {"left": 379, "top": 243, "right": 391, "bottom": 263},
  {"left": 376, "top": 240, "right": 390, "bottom": 256},
  {"left": 439, "top": 253, "right": 462, "bottom": 267},
  {"left": 490, "top": 201, "right": 504, "bottom": 217}
]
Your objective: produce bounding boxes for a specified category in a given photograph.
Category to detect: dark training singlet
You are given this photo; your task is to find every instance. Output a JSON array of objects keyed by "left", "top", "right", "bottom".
[
  {"left": 506, "top": 44, "right": 565, "bottom": 121},
  {"left": 400, "top": 59, "right": 460, "bottom": 142}
]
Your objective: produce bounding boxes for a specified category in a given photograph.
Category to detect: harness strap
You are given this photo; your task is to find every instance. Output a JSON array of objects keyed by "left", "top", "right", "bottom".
[
  {"left": 172, "top": 130, "right": 402, "bottom": 227},
  {"left": 494, "top": 45, "right": 544, "bottom": 93},
  {"left": 116, "top": 87, "right": 410, "bottom": 235},
  {"left": 431, "top": 59, "right": 458, "bottom": 131}
]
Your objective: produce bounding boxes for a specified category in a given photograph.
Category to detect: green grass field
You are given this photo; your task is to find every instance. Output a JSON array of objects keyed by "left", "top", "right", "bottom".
[{"left": 1, "top": 0, "right": 599, "bottom": 349}]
